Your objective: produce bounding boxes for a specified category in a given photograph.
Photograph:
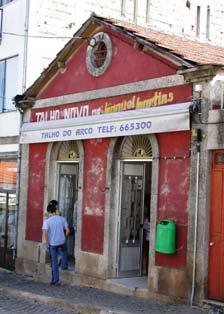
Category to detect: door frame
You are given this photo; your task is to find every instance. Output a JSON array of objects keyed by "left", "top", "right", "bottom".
[
  {"left": 45, "top": 140, "right": 84, "bottom": 270},
  {"left": 116, "top": 160, "right": 150, "bottom": 278},
  {"left": 56, "top": 161, "right": 79, "bottom": 260},
  {"left": 110, "top": 134, "right": 159, "bottom": 279}
]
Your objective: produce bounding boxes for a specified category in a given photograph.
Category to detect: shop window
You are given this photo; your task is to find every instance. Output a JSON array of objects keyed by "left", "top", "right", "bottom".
[
  {"left": 0, "top": 56, "right": 18, "bottom": 112},
  {"left": 120, "top": 135, "right": 152, "bottom": 160},
  {"left": 0, "top": 160, "right": 17, "bottom": 190}
]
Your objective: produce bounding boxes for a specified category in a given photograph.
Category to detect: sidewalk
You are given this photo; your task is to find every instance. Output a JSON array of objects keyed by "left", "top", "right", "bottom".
[{"left": 0, "top": 268, "right": 209, "bottom": 314}]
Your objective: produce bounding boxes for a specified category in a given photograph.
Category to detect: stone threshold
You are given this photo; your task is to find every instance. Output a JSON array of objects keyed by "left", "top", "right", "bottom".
[{"left": 203, "top": 299, "right": 224, "bottom": 309}]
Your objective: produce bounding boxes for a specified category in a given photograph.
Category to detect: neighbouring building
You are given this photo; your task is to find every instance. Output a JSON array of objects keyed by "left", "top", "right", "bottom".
[
  {"left": 15, "top": 14, "right": 224, "bottom": 305},
  {"left": 0, "top": 0, "right": 87, "bottom": 270}
]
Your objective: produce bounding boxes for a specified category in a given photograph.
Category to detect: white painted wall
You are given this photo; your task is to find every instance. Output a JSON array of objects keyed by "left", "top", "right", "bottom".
[
  {"left": 134, "top": 0, "right": 223, "bottom": 45},
  {"left": 25, "top": 0, "right": 224, "bottom": 89},
  {"left": 26, "top": 0, "right": 78, "bottom": 88},
  {"left": 0, "top": 111, "right": 20, "bottom": 136}
]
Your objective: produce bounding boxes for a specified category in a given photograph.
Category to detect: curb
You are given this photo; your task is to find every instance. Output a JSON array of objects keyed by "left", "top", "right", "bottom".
[{"left": 0, "top": 287, "right": 129, "bottom": 314}]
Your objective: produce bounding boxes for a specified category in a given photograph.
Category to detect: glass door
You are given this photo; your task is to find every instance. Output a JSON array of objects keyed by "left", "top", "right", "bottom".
[
  {"left": 58, "top": 164, "right": 78, "bottom": 262},
  {"left": 118, "top": 163, "right": 145, "bottom": 277},
  {"left": 0, "top": 191, "right": 16, "bottom": 270}
]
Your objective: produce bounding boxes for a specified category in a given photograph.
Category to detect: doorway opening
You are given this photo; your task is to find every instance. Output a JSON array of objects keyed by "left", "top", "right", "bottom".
[
  {"left": 58, "top": 163, "right": 78, "bottom": 263},
  {"left": 55, "top": 141, "right": 80, "bottom": 267},
  {"left": 0, "top": 160, "right": 17, "bottom": 270},
  {"left": 117, "top": 135, "right": 152, "bottom": 278},
  {"left": 118, "top": 162, "right": 151, "bottom": 277},
  {"left": 0, "top": 190, "right": 16, "bottom": 270}
]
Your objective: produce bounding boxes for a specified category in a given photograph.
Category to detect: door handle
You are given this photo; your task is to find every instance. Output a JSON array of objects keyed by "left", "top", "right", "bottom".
[{"left": 209, "top": 242, "right": 214, "bottom": 246}]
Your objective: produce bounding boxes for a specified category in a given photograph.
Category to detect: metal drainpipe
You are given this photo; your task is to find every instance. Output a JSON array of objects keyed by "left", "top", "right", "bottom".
[
  {"left": 14, "top": 0, "right": 30, "bottom": 259},
  {"left": 190, "top": 143, "right": 201, "bottom": 306},
  {"left": 22, "top": 0, "right": 30, "bottom": 92}
]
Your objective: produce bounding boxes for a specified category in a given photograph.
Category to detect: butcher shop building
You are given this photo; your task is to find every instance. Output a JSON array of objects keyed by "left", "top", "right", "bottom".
[{"left": 15, "top": 15, "right": 224, "bottom": 305}]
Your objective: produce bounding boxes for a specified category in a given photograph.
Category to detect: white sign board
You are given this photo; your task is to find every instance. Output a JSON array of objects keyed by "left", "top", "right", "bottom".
[{"left": 20, "top": 103, "right": 190, "bottom": 144}]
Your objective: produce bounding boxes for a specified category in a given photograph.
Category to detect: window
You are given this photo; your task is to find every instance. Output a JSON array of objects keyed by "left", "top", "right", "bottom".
[
  {"left": 146, "top": 0, "right": 151, "bottom": 23},
  {"left": 0, "top": 56, "right": 18, "bottom": 112},
  {"left": 121, "top": 0, "right": 126, "bottom": 17},
  {"left": 186, "top": 0, "right": 191, "bottom": 9},
  {"left": 196, "top": 6, "right": 201, "bottom": 37},
  {"left": 133, "top": 0, "right": 138, "bottom": 23},
  {"left": 0, "top": 8, "right": 2, "bottom": 40},
  {"left": 121, "top": 0, "right": 138, "bottom": 23},
  {"left": 0, "top": 0, "right": 14, "bottom": 6},
  {"left": 86, "top": 32, "right": 112, "bottom": 77},
  {"left": 0, "top": 160, "right": 17, "bottom": 189},
  {"left": 206, "top": 5, "right": 211, "bottom": 40}
]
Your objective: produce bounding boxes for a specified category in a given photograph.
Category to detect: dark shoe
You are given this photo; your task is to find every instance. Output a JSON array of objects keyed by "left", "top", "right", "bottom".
[
  {"left": 50, "top": 281, "right": 61, "bottom": 286},
  {"left": 54, "top": 281, "right": 61, "bottom": 286},
  {"left": 61, "top": 267, "right": 68, "bottom": 270}
]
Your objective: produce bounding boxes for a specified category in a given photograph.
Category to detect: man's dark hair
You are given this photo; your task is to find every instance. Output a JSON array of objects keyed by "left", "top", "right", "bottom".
[
  {"left": 49, "top": 199, "right": 58, "bottom": 206},
  {"left": 47, "top": 203, "right": 57, "bottom": 213}
]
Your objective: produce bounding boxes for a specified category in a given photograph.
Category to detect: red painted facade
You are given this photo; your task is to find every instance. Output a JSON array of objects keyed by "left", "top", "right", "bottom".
[
  {"left": 39, "top": 28, "right": 176, "bottom": 100},
  {"left": 82, "top": 139, "right": 110, "bottom": 253},
  {"left": 26, "top": 25, "right": 192, "bottom": 269},
  {"left": 156, "top": 131, "right": 190, "bottom": 268},
  {"left": 26, "top": 143, "right": 47, "bottom": 241}
]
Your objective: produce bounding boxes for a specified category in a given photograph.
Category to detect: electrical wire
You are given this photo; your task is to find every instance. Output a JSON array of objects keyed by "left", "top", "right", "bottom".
[{"left": 1, "top": 31, "right": 87, "bottom": 40}]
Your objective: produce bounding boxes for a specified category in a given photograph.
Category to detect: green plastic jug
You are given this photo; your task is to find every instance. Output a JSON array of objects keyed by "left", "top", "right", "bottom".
[{"left": 155, "top": 219, "right": 176, "bottom": 254}]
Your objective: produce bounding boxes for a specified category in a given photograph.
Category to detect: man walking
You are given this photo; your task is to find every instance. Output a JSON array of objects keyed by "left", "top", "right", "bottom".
[{"left": 42, "top": 202, "right": 70, "bottom": 285}]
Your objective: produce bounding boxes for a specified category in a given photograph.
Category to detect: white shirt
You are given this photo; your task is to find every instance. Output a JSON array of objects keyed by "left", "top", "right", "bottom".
[{"left": 42, "top": 215, "right": 68, "bottom": 246}]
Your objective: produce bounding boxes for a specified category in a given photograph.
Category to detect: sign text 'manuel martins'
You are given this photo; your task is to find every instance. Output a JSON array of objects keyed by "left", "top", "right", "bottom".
[{"left": 34, "top": 90, "right": 174, "bottom": 122}]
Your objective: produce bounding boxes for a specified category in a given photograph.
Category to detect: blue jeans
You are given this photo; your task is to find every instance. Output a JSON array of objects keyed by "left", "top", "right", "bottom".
[
  {"left": 59, "top": 242, "right": 68, "bottom": 270},
  {"left": 49, "top": 242, "right": 67, "bottom": 283}
]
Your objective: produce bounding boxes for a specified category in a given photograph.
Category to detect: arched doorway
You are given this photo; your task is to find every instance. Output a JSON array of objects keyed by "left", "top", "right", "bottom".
[
  {"left": 56, "top": 141, "right": 80, "bottom": 264},
  {"left": 117, "top": 135, "right": 153, "bottom": 278}
]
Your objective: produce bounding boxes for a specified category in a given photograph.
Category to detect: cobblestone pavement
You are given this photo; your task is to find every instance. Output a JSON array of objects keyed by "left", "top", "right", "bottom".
[
  {"left": 0, "top": 293, "right": 80, "bottom": 314},
  {"left": 0, "top": 269, "right": 210, "bottom": 314}
]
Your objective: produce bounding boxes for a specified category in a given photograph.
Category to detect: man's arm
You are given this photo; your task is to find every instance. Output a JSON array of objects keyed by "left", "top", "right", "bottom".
[
  {"left": 62, "top": 217, "right": 70, "bottom": 237},
  {"left": 65, "top": 226, "right": 70, "bottom": 237},
  {"left": 43, "top": 229, "right": 49, "bottom": 244}
]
